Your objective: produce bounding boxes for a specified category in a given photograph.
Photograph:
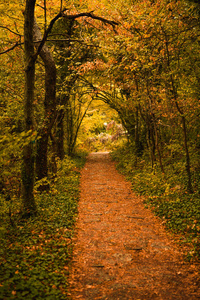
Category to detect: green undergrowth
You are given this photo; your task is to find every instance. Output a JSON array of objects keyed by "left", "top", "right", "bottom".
[
  {"left": 0, "top": 153, "right": 87, "bottom": 300},
  {"left": 111, "top": 145, "right": 200, "bottom": 262}
]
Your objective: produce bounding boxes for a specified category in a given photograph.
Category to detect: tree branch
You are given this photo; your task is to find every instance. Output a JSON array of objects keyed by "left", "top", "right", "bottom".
[
  {"left": 32, "top": 8, "right": 68, "bottom": 62},
  {"left": 0, "top": 9, "right": 118, "bottom": 57},
  {"left": 63, "top": 11, "right": 118, "bottom": 28},
  {"left": 0, "top": 25, "right": 22, "bottom": 37},
  {"left": 36, "top": 3, "right": 45, "bottom": 9},
  {"left": 32, "top": 9, "right": 118, "bottom": 62},
  {"left": 0, "top": 42, "right": 22, "bottom": 55}
]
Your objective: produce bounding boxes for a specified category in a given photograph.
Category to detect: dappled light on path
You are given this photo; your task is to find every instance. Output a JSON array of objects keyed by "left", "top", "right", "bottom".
[{"left": 69, "top": 152, "right": 199, "bottom": 299}]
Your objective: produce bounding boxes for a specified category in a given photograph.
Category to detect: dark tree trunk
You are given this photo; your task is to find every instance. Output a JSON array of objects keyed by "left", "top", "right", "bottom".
[
  {"left": 55, "top": 109, "right": 65, "bottom": 160},
  {"left": 21, "top": 0, "right": 37, "bottom": 216},
  {"left": 36, "top": 134, "right": 48, "bottom": 184},
  {"left": 153, "top": 116, "right": 165, "bottom": 174},
  {"left": 146, "top": 118, "right": 156, "bottom": 170},
  {"left": 175, "top": 101, "right": 193, "bottom": 193},
  {"left": 33, "top": 19, "right": 56, "bottom": 188},
  {"left": 135, "top": 106, "right": 143, "bottom": 157},
  {"left": 164, "top": 30, "right": 193, "bottom": 192}
]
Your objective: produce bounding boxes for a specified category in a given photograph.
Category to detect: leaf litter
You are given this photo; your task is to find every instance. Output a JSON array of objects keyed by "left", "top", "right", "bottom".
[{"left": 68, "top": 152, "right": 199, "bottom": 300}]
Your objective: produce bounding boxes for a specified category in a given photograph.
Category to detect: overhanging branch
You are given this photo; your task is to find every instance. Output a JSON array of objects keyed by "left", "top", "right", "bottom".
[
  {"left": 63, "top": 11, "right": 118, "bottom": 27},
  {"left": 33, "top": 9, "right": 118, "bottom": 62},
  {"left": 0, "top": 9, "right": 118, "bottom": 57}
]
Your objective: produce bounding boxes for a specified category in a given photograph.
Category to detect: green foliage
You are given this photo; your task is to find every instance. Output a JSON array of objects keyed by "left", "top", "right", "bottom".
[
  {"left": 0, "top": 155, "right": 86, "bottom": 299},
  {"left": 1, "top": 0, "right": 200, "bottom": 275},
  {"left": 112, "top": 144, "right": 200, "bottom": 261}
]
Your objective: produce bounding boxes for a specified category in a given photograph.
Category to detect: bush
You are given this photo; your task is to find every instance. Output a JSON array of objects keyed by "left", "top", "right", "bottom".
[
  {"left": 0, "top": 154, "right": 86, "bottom": 299},
  {"left": 111, "top": 144, "right": 200, "bottom": 261}
]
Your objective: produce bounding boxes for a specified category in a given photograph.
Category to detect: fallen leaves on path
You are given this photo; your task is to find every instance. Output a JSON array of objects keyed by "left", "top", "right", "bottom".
[{"left": 69, "top": 152, "right": 199, "bottom": 300}]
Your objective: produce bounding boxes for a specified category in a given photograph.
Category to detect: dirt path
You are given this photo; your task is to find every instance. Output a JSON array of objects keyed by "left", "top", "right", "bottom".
[{"left": 69, "top": 152, "right": 199, "bottom": 300}]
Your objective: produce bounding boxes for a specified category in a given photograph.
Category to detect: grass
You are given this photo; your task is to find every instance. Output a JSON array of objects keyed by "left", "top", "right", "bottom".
[
  {"left": 111, "top": 144, "right": 200, "bottom": 262},
  {"left": 0, "top": 153, "right": 86, "bottom": 300}
]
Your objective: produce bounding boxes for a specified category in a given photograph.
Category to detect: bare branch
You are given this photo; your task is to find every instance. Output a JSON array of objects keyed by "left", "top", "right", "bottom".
[
  {"left": 0, "top": 42, "right": 22, "bottom": 55},
  {"left": 0, "top": 9, "right": 118, "bottom": 57},
  {"left": 60, "top": 0, "right": 63, "bottom": 12},
  {"left": 0, "top": 36, "right": 93, "bottom": 55},
  {"left": 0, "top": 25, "right": 22, "bottom": 37},
  {"left": 32, "top": 8, "right": 68, "bottom": 61},
  {"left": 36, "top": 3, "right": 45, "bottom": 9},
  {"left": 46, "top": 38, "right": 101, "bottom": 48},
  {"left": 44, "top": 0, "right": 47, "bottom": 31},
  {"left": 63, "top": 11, "right": 118, "bottom": 28},
  {"left": 46, "top": 38, "right": 84, "bottom": 42}
]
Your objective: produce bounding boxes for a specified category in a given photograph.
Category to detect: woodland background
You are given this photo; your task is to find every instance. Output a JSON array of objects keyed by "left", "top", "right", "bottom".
[{"left": 0, "top": 0, "right": 200, "bottom": 298}]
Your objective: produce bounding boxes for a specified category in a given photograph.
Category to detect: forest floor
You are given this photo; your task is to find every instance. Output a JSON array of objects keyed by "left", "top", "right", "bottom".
[{"left": 68, "top": 152, "right": 200, "bottom": 300}]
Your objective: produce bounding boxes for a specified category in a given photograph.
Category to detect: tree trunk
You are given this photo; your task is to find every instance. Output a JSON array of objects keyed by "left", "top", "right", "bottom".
[
  {"left": 55, "top": 109, "right": 65, "bottom": 160},
  {"left": 175, "top": 101, "right": 193, "bottom": 193},
  {"left": 55, "top": 77, "right": 78, "bottom": 159},
  {"left": 164, "top": 31, "right": 193, "bottom": 192},
  {"left": 33, "top": 19, "right": 57, "bottom": 188},
  {"left": 21, "top": 0, "right": 37, "bottom": 216},
  {"left": 147, "top": 118, "right": 156, "bottom": 171},
  {"left": 152, "top": 114, "right": 165, "bottom": 174}
]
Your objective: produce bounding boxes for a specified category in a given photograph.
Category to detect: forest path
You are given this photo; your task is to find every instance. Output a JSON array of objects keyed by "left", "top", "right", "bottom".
[{"left": 68, "top": 152, "right": 199, "bottom": 300}]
